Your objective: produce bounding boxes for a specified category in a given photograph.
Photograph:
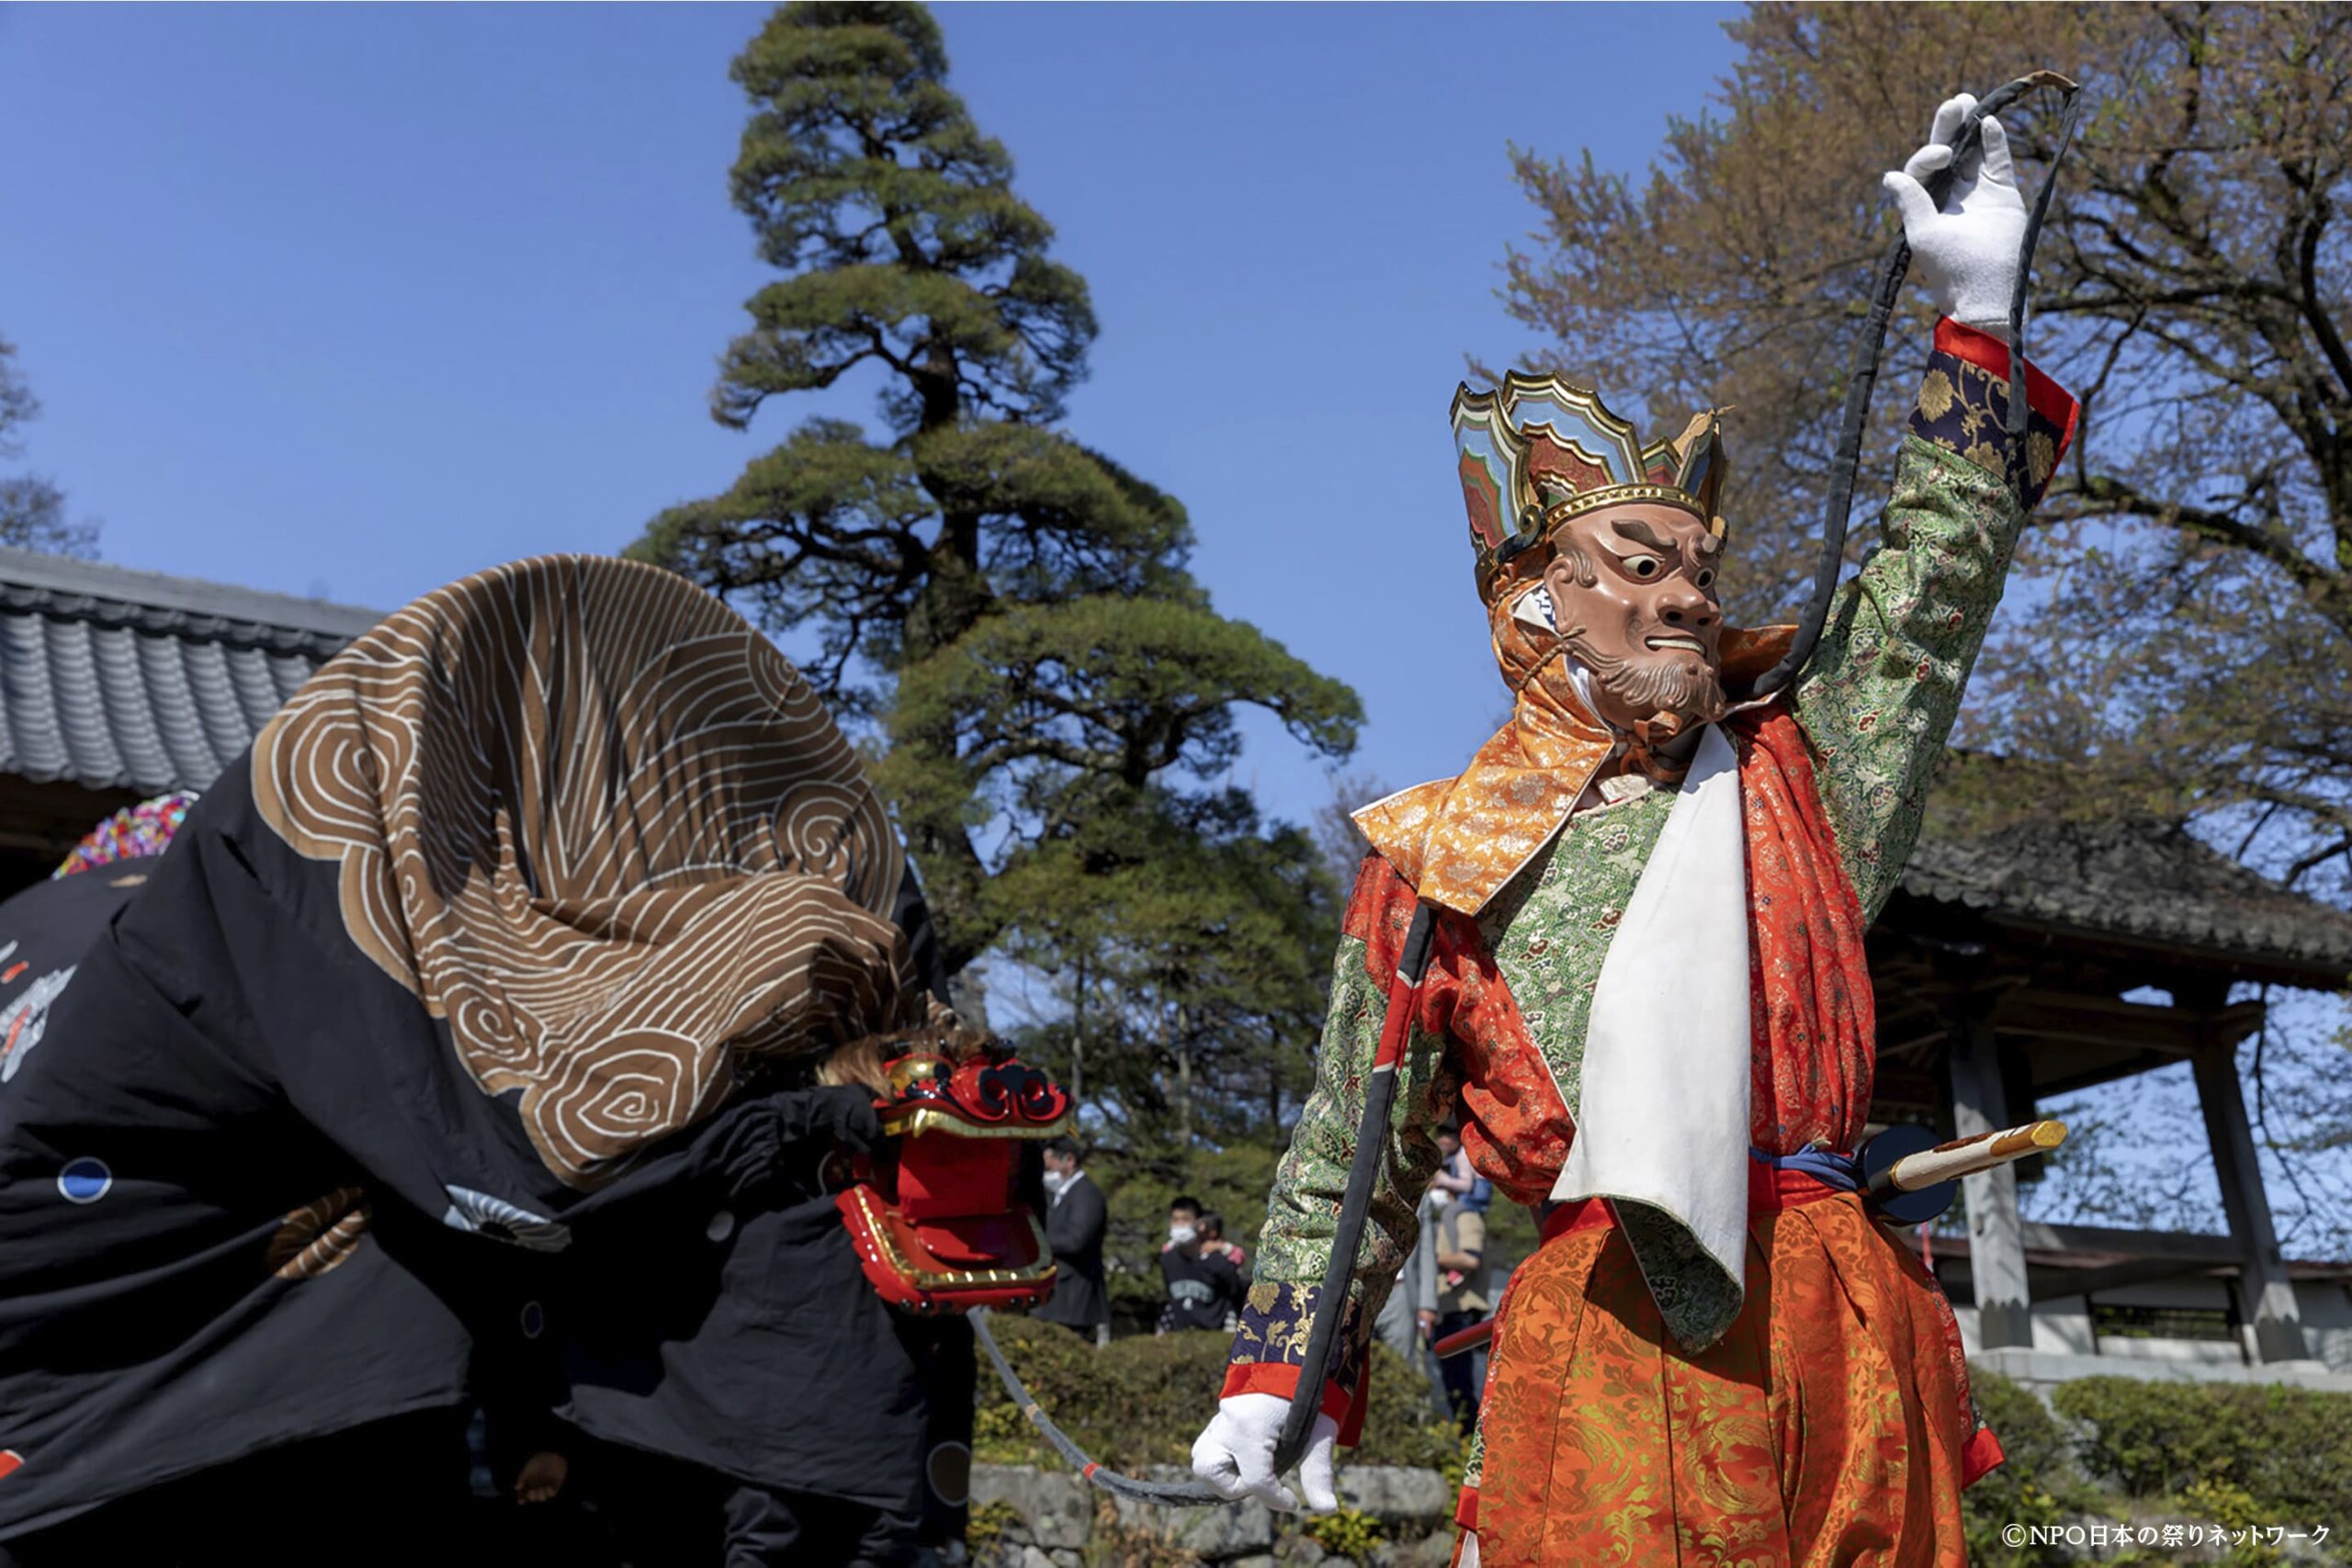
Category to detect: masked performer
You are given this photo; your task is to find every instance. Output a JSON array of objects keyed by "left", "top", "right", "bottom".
[
  {"left": 1190, "top": 96, "right": 2077, "bottom": 1566},
  {"left": 0, "top": 556, "right": 984, "bottom": 1565}
]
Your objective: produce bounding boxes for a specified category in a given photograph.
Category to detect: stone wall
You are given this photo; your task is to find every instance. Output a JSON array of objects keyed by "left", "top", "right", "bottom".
[{"left": 969, "top": 1462, "right": 1458, "bottom": 1568}]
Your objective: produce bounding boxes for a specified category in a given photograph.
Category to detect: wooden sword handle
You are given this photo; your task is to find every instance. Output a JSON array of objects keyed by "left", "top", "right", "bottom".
[{"left": 1884, "top": 1119, "right": 2067, "bottom": 1192}]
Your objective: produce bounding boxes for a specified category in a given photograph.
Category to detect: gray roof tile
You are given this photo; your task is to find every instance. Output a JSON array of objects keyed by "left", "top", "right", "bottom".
[
  {"left": 1901, "top": 813, "right": 2352, "bottom": 987},
  {"left": 0, "top": 547, "right": 379, "bottom": 795}
]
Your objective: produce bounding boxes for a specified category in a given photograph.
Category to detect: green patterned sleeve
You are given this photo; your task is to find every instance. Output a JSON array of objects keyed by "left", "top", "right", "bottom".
[
  {"left": 1225, "top": 856, "right": 1456, "bottom": 1420},
  {"left": 1791, "top": 321, "right": 2078, "bottom": 920}
]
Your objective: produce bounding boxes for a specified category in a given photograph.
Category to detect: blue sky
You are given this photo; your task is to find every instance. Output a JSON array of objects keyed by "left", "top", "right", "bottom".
[
  {"left": 8, "top": 6, "right": 2339, "bottom": 1242},
  {"left": 0, "top": 1, "right": 1747, "bottom": 830}
]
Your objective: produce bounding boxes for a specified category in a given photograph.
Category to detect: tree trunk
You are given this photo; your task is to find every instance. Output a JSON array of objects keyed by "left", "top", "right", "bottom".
[
  {"left": 1267, "top": 1040, "right": 1281, "bottom": 1131},
  {"left": 1175, "top": 1002, "right": 1193, "bottom": 1155},
  {"left": 1071, "top": 952, "right": 1087, "bottom": 1110}
]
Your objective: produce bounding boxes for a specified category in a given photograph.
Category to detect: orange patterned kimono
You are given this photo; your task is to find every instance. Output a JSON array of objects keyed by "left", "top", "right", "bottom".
[
  {"left": 1455, "top": 713, "right": 1996, "bottom": 1567},
  {"left": 1474, "top": 1168, "right": 1992, "bottom": 1566}
]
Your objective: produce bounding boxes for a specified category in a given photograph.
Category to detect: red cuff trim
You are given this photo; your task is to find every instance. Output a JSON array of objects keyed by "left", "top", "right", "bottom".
[
  {"left": 1220, "top": 1362, "right": 1354, "bottom": 1426},
  {"left": 1961, "top": 1423, "right": 2007, "bottom": 1488},
  {"left": 1454, "top": 1484, "right": 1479, "bottom": 1529},
  {"left": 1934, "top": 318, "right": 2080, "bottom": 464}
]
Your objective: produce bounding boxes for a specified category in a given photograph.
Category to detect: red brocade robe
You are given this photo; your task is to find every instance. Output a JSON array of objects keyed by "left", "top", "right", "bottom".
[{"left": 1222, "top": 323, "right": 2077, "bottom": 1566}]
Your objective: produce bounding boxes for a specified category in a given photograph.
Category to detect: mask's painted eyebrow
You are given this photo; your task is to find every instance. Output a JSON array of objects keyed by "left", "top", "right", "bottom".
[{"left": 1606, "top": 517, "right": 1678, "bottom": 552}]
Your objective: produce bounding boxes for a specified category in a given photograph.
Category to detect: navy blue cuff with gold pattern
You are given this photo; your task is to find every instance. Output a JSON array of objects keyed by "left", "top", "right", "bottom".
[
  {"left": 1227, "top": 1279, "right": 1371, "bottom": 1395},
  {"left": 1910, "top": 319, "right": 2080, "bottom": 512}
]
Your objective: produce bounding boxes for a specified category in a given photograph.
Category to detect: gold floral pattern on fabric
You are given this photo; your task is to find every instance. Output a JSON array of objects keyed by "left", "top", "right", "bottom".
[
  {"left": 1250, "top": 913, "right": 1454, "bottom": 1314},
  {"left": 1618, "top": 1199, "right": 1747, "bottom": 1355},
  {"left": 1905, "top": 321, "right": 2079, "bottom": 513},
  {"left": 1352, "top": 585, "right": 1796, "bottom": 918},
  {"left": 1351, "top": 585, "right": 1614, "bottom": 915},
  {"left": 1740, "top": 714, "right": 1878, "bottom": 1158},
  {"left": 1240, "top": 355, "right": 2075, "bottom": 1513},
  {"left": 1792, "top": 439, "right": 2030, "bottom": 921},
  {"left": 1228, "top": 1280, "right": 1369, "bottom": 1396},
  {"left": 1475, "top": 1197, "right": 1976, "bottom": 1567},
  {"left": 1243, "top": 714, "right": 1880, "bottom": 1376},
  {"left": 1476, "top": 791, "right": 1672, "bottom": 1140},
  {"left": 1240, "top": 852, "right": 1581, "bottom": 1383}
]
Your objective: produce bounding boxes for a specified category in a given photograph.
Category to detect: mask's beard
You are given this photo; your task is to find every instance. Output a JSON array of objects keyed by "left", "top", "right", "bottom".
[{"left": 1561, "top": 628, "right": 1727, "bottom": 728}]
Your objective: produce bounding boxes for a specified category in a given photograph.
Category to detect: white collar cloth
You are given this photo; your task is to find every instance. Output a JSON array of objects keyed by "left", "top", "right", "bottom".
[{"left": 1548, "top": 722, "right": 1752, "bottom": 1334}]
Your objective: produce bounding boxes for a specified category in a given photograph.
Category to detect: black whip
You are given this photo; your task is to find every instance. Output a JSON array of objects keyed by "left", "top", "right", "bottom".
[
  {"left": 1741, "top": 72, "right": 2083, "bottom": 702},
  {"left": 969, "top": 1303, "right": 1224, "bottom": 1506},
  {"left": 1272, "top": 904, "right": 1435, "bottom": 1474}
]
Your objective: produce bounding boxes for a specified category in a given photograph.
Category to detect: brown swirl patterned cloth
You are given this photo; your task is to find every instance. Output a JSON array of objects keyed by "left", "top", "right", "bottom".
[
  {"left": 0, "top": 555, "right": 948, "bottom": 1539},
  {"left": 250, "top": 553, "right": 932, "bottom": 1187}
]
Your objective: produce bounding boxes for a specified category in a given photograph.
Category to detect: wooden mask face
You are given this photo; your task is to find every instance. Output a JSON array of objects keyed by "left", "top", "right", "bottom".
[{"left": 1540, "top": 502, "right": 1727, "bottom": 735}]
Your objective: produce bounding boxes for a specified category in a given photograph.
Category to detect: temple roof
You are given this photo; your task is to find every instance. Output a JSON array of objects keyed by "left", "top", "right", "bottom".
[
  {"left": 1899, "top": 810, "right": 2352, "bottom": 992},
  {"left": 0, "top": 546, "right": 380, "bottom": 795}
]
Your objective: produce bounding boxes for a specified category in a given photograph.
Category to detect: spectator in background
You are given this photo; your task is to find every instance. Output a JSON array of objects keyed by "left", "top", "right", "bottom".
[
  {"left": 1034, "top": 1136, "right": 1110, "bottom": 1345},
  {"left": 1431, "top": 1123, "right": 1493, "bottom": 1215},
  {"left": 1162, "top": 1193, "right": 1250, "bottom": 1273},
  {"left": 1193, "top": 1211, "right": 1247, "bottom": 1281},
  {"left": 1373, "top": 1181, "right": 1451, "bottom": 1421},
  {"left": 1157, "top": 1211, "right": 1244, "bottom": 1335},
  {"left": 1163, "top": 1194, "right": 1202, "bottom": 1250},
  {"left": 1430, "top": 1147, "right": 1488, "bottom": 1432}
]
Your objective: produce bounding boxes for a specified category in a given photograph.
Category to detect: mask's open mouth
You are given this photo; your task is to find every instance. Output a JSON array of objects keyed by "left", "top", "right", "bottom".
[{"left": 1645, "top": 634, "right": 1708, "bottom": 654}]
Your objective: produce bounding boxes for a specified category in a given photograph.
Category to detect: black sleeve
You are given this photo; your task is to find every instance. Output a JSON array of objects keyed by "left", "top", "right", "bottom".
[
  {"left": 1066, "top": 1179, "right": 1107, "bottom": 1254},
  {"left": 1206, "top": 1254, "right": 1244, "bottom": 1312},
  {"left": 556, "top": 1083, "right": 878, "bottom": 1241}
]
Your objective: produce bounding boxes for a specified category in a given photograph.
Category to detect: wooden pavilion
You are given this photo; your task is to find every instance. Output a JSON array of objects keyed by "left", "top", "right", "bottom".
[{"left": 1870, "top": 784, "right": 2352, "bottom": 1387}]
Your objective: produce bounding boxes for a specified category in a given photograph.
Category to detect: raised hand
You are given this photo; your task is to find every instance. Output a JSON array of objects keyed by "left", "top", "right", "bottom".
[{"left": 1881, "top": 94, "right": 2027, "bottom": 339}]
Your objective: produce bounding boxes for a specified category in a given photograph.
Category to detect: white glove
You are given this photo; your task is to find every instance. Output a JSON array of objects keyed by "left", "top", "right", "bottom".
[
  {"left": 1881, "top": 94, "right": 2026, "bottom": 340},
  {"left": 1189, "top": 1392, "right": 1340, "bottom": 1513}
]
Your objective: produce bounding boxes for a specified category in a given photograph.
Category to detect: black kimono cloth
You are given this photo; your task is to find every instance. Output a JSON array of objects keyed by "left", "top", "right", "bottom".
[{"left": 0, "top": 557, "right": 948, "bottom": 1544}]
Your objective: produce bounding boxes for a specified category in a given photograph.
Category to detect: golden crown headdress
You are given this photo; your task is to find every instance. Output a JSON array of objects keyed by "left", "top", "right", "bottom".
[{"left": 1452, "top": 374, "right": 1729, "bottom": 606}]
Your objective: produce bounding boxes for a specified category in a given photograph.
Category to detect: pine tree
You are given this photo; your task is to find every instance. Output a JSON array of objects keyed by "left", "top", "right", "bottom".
[{"left": 634, "top": 2, "right": 1360, "bottom": 984}]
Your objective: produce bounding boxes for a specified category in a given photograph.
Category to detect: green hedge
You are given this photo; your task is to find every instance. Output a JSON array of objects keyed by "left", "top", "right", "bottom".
[
  {"left": 975, "top": 1312, "right": 1464, "bottom": 1473},
  {"left": 2051, "top": 1375, "right": 2352, "bottom": 1522},
  {"left": 975, "top": 1323, "right": 2352, "bottom": 1564},
  {"left": 1961, "top": 1371, "right": 2083, "bottom": 1567},
  {"left": 1960, "top": 1370, "right": 2352, "bottom": 1568}
]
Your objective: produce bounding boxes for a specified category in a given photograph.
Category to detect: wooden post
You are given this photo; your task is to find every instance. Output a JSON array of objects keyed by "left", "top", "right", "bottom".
[
  {"left": 1950, "top": 997, "right": 2034, "bottom": 1351},
  {"left": 2190, "top": 1033, "right": 2311, "bottom": 1364}
]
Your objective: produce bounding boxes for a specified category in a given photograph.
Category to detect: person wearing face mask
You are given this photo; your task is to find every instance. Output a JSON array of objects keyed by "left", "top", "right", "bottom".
[
  {"left": 1157, "top": 1212, "right": 1245, "bottom": 1336},
  {"left": 1191, "top": 94, "right": 2080, "bottom": 1566},
  {"left": 1033, "top": 1136, "right": 1109, "bottom": 1345},
  {"left": 1164, "top": 1195, "right": 1250, "bottom": 1273}
]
